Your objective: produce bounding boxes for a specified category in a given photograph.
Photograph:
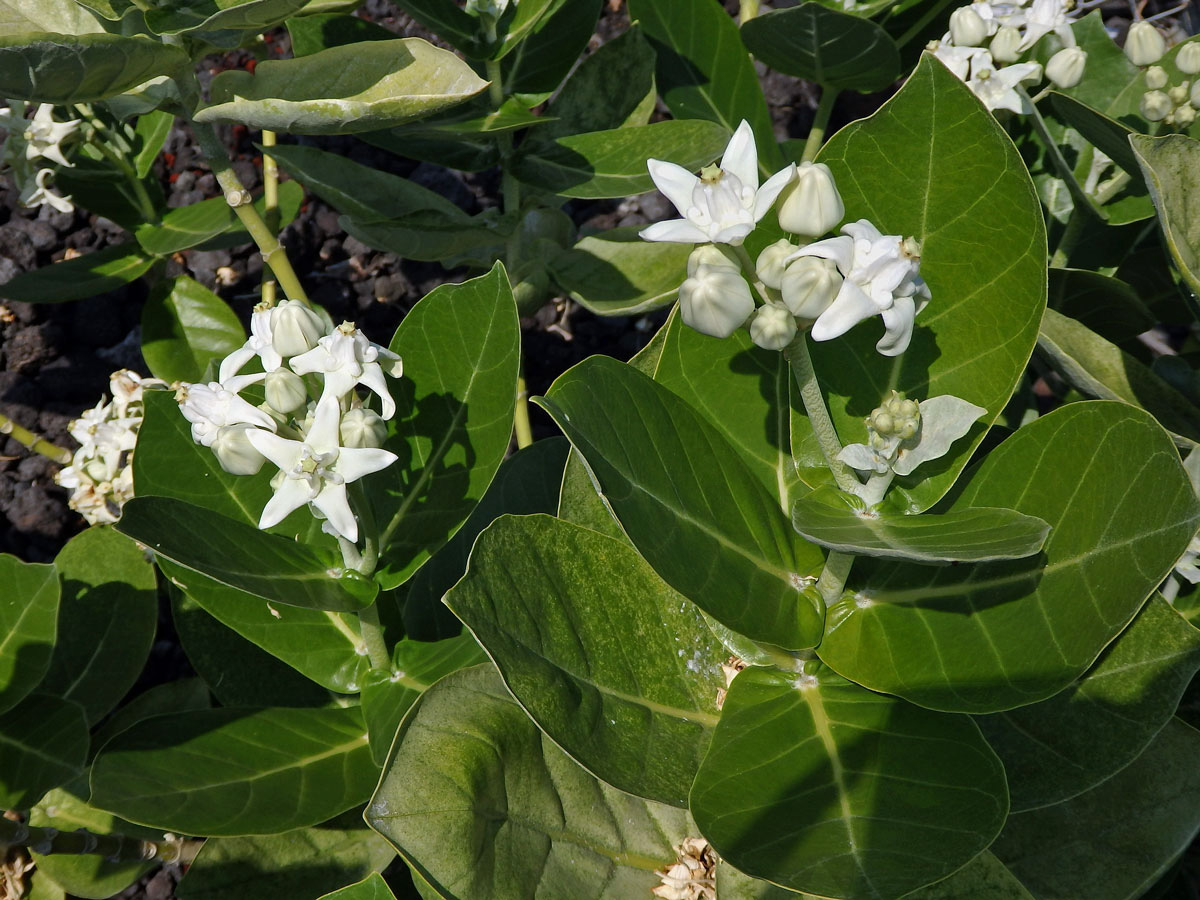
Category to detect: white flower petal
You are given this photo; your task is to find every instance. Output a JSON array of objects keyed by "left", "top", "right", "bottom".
[
  {"left": 312, "top": 482, "right": 358, "bottom": 542},
  {"left": 358, "top": 364, "right": 395, "bottom": 419},
  {"left": 876, "top": 295, "right": 917, "bottom": 357},
  {"left": 640, "top": 219, "right": 709, "bottom": 244},
  {"left": 336, "top": 446, "right": 398, "bottom": 482},
  {"left": 720, "top": 120, "right": 759, "bottom": 193},
  {"left": 218, "top": 344, "right": 257, "bottom": 383},
  {"left": 647, "top": 159, "right": 700, "bottom": 217},
  {"left": 306, "top": 392, "right": 343, "bottom": 453},
  {"left": 811, "top": 279, "right": 880, "bottom": 342},
  {"left": 753, "top": 164, "right": 797, "bottom": 222},
  {"left": 259, "top": 477, "right": 311, "bottom": 530},
  {"left": 789, "top": 235, "right": 856, "bottom": 275},
  {"left": 246, "top": 428, "right": 304, "bottom": 472}
]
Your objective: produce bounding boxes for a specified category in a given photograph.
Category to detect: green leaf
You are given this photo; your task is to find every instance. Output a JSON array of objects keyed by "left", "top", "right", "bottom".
[
  {"left": 691, "top": 665, "right": 1008, "bottom": 899},
  {"left": 147, "top": 0, "right": 310, "bottom": 34},
  {"left": 54, "top": 156, "right": 166, "bottom": 233},
  {"left": 195, "top": 39, "right": 488, "bottom": 134},
  {"left": 991, "top": 719, "right": 1200, "bottom": 900},
  {"left": 1047, "top": 91, "right": 1140, "bottom": 177},
  {"left": 361, "top": 634, "right": 487, "bottom": 765},
  {"left": 1060, "top": 13, "right": 1141, "bottom": 121},
  {"left": 403, "top": 437, "right": 569, "bottom": 640},
  {"left": 0, "top": 695, "right": 88, "bottom": 809},
  {"left": 1131, "top": 133, "right": 1200, "bottom": 299},
  {"left": 0, "top": 244, "right": 154, "bottom": 303},
  {"left": 177, "top": 819, "right": 395, "bottom": 900},
  {"left": 1048, "top": 267, "right": 1154, "bottom": 351},
  {"left": 1037, "top": 307, "right": 1200, "bottom": 449},
  {"left": 512, "top": 119, "right": 731, "bottom": 200},
  {"left": 628, "top": 0, "right": 779, "bottom": 173},
  {"left": 141, "top": 276, "right": 244, "bottom": 384},
  {"left": 792, "top": 485, "right": 1049, "bottom": 562},
  {"left": 91, "top": 706, "right": 377, "bottom": 836},
  {"left": 136, "top": 181, "right": 305, "bottom": 256},
  {"left": 387, "top": 0, "right": 485, "bottom": 58},
  {"left": 119, "top": 497, "right": 377, "bottom": 612},
  {"left": 490, "top": 0, "right": 566, "bottom": 59},
  {"left": 287, "top": 11, "right": 396, "bottom": 57},
  {"left": 367, "top": 665, "right": 692, "bottom": 899},
  {"left": 0, "top": 554, "right": 58, "bottom": 715},
  {"left": 0, "top": 0, "right": 104, "bottom": 33},
  {"left": 538, "top": 356, "right": 826, "bottom": 651},
  {"left": 818, "top": 401, "right": 1200, "bottom": 713},
  {"left": 0, "top": 34, "right": 188, "bottom": 103},
  {"left": 163, "top": 559, "right": 372, "bottom": 694},
  {"left": 134, "top": 109, "right": 174, "bottom": 179},
  {"left": 41, "top": 527, "right": 156, "bottom": 725},
  {"left": 318, "top": 874, "right": 397, "bottom": 900},
  {"left": 91, "top": 679, "right": 211, "bottom": 755},
  {"left": 373, "top": 263, "right": 520, "bottom": 590},
  {"left": 811, "top": 54, "right": 1047, "bottom": 513},
  {"left": 898, "top": 852, "right": 1034, "bottom": 900},
  {"left": 358, "top": 127, "right": 499, "bottom": 173},
  {"left": 500, "top": 0, "right": 601, "bottom": 95},
  {"left": 557, "top": 448, "right": 626, "bottom": 541},
  {"left": 446, "top": 514, "right": 725, "bottom": 807},
  {"left": 740, "top": 4, "right": 901, "bottom": 93},
  {"left": 340, "top": 210, "right": 509, "bottom": 264},
  {"left": 548, "top": 226, "right": 690, "bottom": 316},
  {"left": 976, "top": 595, "right": 1200, "bottom": 812}
]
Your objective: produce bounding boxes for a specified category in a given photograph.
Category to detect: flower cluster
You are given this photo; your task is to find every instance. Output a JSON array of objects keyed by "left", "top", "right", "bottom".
[
  {"left": 653, "top": 837, "right": 716, "bottom": 900},
  {"left": 1132, "top": 34, "right": 1200, "bottom": 127},
  {"left": 0, "top": 101, "right": 79, "bottom": 214},
  {"left": 177, "top": 299, "right": 401, "bottom": 543},
  {"left": 641, "top": 122, "right": 930, "bottom": 357},
  {"left": 56, "top": 370, "right": 166, "bottom": 525}
]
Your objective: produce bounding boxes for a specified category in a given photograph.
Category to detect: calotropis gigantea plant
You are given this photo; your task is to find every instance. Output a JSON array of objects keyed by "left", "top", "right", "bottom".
[{"left": 6, "top": 0, "right": 1200, "bottom": 899}]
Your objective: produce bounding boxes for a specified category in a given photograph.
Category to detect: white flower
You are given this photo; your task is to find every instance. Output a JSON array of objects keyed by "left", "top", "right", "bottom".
[
  {"left": 210, "top": 424, "right": 268, "bottom": 475},
  {"left": 1019, "top": 0, "right": 1076, "bottom": 50},
  {"left": 787, "top": 219, "right": 930, "bottom": 356},
  {"left": 1125, "top": 21, "right": 1166, "bottom": 66},
  {"left": 965, "top": 52, "right": 1042, "bottom": 113},
  {"left": 776, "top": 161, "right": 845, "bottom": 238},
  {"left": 687, "top": 243, "right": 741, "bottom": 277},
  {"left": 246, "top": 394, "right": 397, "bottom": 542},
  {"left": 177, "top": 374, "right": 277, "bottom": 447},
  {"left": 950, "top": 6, "right": 990, "bottom": 46},
  {"left": 930, "top": 41, "right": 988, "bottom": 80},
  {"left": 677, "top": 264, "right": 754, "bottom": 339},
  {"left": 749, "top": 303, "right": 797, "bottom": 350},
  {"left": 1046, "top": 47, "right": 1087, "bottom": 88},
  {"left": 289, "top": 322, "right": 403, "bottom": 419},
  {"left": 218, "top": 300, "right": 324, "bottom": 382},
  {"left": 19, "top": 168, "right": 73, "bottom": 214},
  {"left": 21, "top": 104, "right": 79, "bottom": 168},
  {"left": 640, "top": 120, "right": 796, "bottom": 246}
]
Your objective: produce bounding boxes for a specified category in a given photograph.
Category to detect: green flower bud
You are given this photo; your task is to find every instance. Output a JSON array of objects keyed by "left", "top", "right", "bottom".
[
  {"left": 264, "top": 367, "right": 308, "bottom": 415},
  {"left": 1169, "top": 80, "right": 1190, "bottom": 104},
  {"left": 1141, "top": 89, "right": 1172, "bottom": 121},
  {"left": 755, "top": 239, "right": 796, "bottom": 290},
  {"left": 748, "top": 303, "right": 797, "bottom": 351},
  {"left": 1174, "top": 103, "right": 1196, "bottom": 127},
  {"left": 1145, "top": 65, "right": 1169, "bottom": 90},
  {"left": 1126, "top": 21, "right": 1166, "bottom": 67},
  {"left": 990, "top": 26, "right": 1023, "bottom": 63},
  {"left": 1177, "top": 41, "right": 1200, "bottom": 75},
  {"left": 340, "top": 407, "right": 388, "bottom": 449}
]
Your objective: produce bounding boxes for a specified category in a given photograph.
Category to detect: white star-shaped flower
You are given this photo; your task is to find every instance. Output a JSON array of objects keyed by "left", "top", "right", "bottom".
[
  {"left": 289, "top": 322, "right": 402, "bottom": 419},
  {"left": 22, "top": 104, "right": 80, "bottom": 168},
  {"left": 1019, "top": 0, "right": 1077, "bottom": 50},
  {"left": 640, "top": 120, "right": 796, "bottom": 246},
  {"left": 964, "top": 52, "right": 1042, "bottom": 113},
  {"left": 19, "top": 168, "right": 73, "bottom": 214},
  {"left": 178, "top": 374, "right": 276, "bottom": 448}
]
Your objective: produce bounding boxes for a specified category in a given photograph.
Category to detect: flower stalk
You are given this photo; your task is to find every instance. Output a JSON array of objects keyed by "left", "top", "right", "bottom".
[
  {"left": 782, "top": 336, "right": 862, "bottom": 494},
  {"left": 0, "top": 412, "right": 71, "bottom": 464},
  {"left": 801, "top": 89, "right": 839, "bottom": 164}
]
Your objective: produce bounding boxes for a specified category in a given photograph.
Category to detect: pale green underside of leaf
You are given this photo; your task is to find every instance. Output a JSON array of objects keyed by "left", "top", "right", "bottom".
[{"left": 0, "top": 34, "right": 189, "bottom": 103}]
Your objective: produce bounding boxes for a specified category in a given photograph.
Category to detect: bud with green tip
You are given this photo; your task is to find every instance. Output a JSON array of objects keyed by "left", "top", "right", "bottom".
[
  {"left": 1126, "top": 21, "right": 1166, "bottom": 66},
  {"left": 990, "top": 26, "right": 1023, "bottom": 62},
  {"left": 869, "top": 391, "right": 921, "bottom": 440},
  {"left": 687, "top": 243, "right": 741, "bottom": 278},
  {"left": 780, "top": 256, "right": 842, "bottom": 319},
  {"left": 1178, "top": 41, "right": 1200, "bottom": 75},
  {"left": 1169, "top": 80, "right": 1190, "bottom": 104},
  {"left": 1145, "top": 65, "right": 1168, "bottom": 89},
  {"left": 1141, "top": 89, "right": 1172, "bottom": 121},
  {"left": 1174, "top": 104, "right": 1197, "bottom": 127},
  {"left": 755, "top": 239, "right": 796, "bottom": 291},
  {"left": 678, "top": 264, "right": 755, "bottom": 339},
  {"left": 776, "top": 162, "right": 844, "bottom": 239},
  {"left": 949, "top": 6, "right": 989, "bottom": 46},
  {"left": 271, "top": 300, "right": 324, "bottom": 358},
  {"left": 340, "top": 408, "right": 388, "bottom": 449},
  {"left": 263, "top": 368, "right": 308, "bottom": 416},
  {"left": 1046, "top": 47, "right": 1087, "bottom": 89},
  {"left": 749, "top": 303, "right": 797, "bottom": 351},
  {"left": 211, "top": 424, "right": 267, "bottom": 476}
]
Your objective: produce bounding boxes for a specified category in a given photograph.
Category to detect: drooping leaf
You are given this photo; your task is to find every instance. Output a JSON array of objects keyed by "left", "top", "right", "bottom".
[
  {"left": 195, "top": 39, "right": 488, "bottom": 134},
  {"left": 0, "top": 0, "right": 104, "bottom": 33},
  {"left": 1047, "top": 267, "right": 1154, "bottom": 351},
  {"left": 1131, "top": 133, "right": 1200, "bottom": 299},
  {"left": 367, "top": 665, "right": 693, "bottom": 899},
  {"left": 287, "top": 11, "right": 396, "bottom": 56},
  {"left": 135, "top": 181, "right": 304, "bottom": 256},
  {"left": 340, "top": 210, "right": 510, "bottom": 264},
  {"left": 0, "top": 555, "right": 58, "bottom": 715},
  {"left": 53, "top": 156, "right": 166, "bottom": 233},
  {"left": 741, "top": 3, "right": 901, "bottom": 93},
  {"left": 500, "top": 0, "right": 601, "bottom": 95},
  {"left": 141, "top": 276, "right": 245, "bottom": 385},
  {"left": 446, "top": 514, "right": 726, "bottom": 807},
  {"left": 387, "top": 0, "right": 486, "bottom": 58},
  {"left": 146, "top": 0, "right": 311, "bottom": 34},
  {"left": 1047, "top": 91, "right": 1140, "bottom": 176},
  {"left": 91, "top": 706, "right": 377, "bottom": 836},
  {"left": 133, "top": 109, "right": 175, "bottom": 179},
  {"left": 0, "top": 694, "right": 88, "bottom": 809},
  {"left": 547, "top": 227, "right": 690, "bottom": 316},
  {"left": 373, "top": 263, "right": 520, "bottom": 590},
  {"left": 117, "top": 497, "right": 378, "bottom": 613},
  {"left": 0, "top": 34, "right": 189, "bottom": 103},
  {"left": 41, "top": 527, "right": 156, "bottom": 725},
  {"left": 818, "top": 402, "right": 1200, "bottom": 713},
  {"left": 0, "top": 244, "right": 155, "bottom": 304},
  {"left": 691, "top": 665, "right": 1008, "bottom": 899},
  {"left": 538, "top": 356, "right": 826, "bottom": 651}
]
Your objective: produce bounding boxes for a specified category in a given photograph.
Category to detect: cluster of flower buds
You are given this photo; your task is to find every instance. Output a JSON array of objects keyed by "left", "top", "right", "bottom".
[
  {"left": 1131, "top": 34, "right": 1200, "bottom": 127},
  {"left": 928, "top": 0, "right": 1089, "bottom": 112},
  {"left": 177, "top": 299, "right": 402, "bottom": 544},
  {"left": 0, "top": 101, "right": 79, "bottom": 214},
  {"left": 642, "top": 122, "right": 930, "bottom": 357},
  {"left": 652, "top": 837, "right": 716, "bottom": 900},
  {"left": 56, "top": 370, "right": 166, "bottom": 525}
]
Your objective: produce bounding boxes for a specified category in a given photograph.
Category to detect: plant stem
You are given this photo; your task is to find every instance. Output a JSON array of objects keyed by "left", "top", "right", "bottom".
[
  {"left": 0, "top": 816, "right": 199, "bottom": 864},
  {"left": 260, "top": 129, "right": 280, "bottom": 305},
  {"left": 801, "top": 88, "right": 839, "bottom": 164},
  {"left": 739, "top": 0, "right": 760, "bottom": 23},
  {"left": 893, "top": 0, "right": 957, "bottom": 47},
  {"left": 84, "top": 130, "right": 159, "bottom": 224},
  {"left": 782, "top": 335, "right": 861, "bottom": 494},
  {"left": 189, "top": 120, "right": 311, "bottom": 307},
  {"left": 356, "top": 603, "right": 390, "bottom": 671},
  {"left": 514, "top": 374, "right": 533, "bottom": 449},
  {"left": 816, "top": 550, "right": 855, "bottom": 606},
  {"left": 343, "top": 485, "right": 389, "bottom": 672},
  {"left": 0, "top": 413, "right": 71, "bottom": 464}
]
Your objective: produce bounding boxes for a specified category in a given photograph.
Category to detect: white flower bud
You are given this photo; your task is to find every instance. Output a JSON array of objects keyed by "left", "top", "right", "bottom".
[
  {"left": 686, "top": 243, "right": 740, "bottom": 278},
  {"left": 1145, "top": 65, "right": 1168, "bottom": 90},
  {"left": 677, "top": 264, "right": 755, "bottom": 339},
  {"left": 950, "top": 7, "right": 989, "bottom": 46},
  {"left": 1141, "top": 89, "right": 1172, "bottom": 121},
  {"left": 340, "top": 408, "right": 388, "bottom": 449},
  {"left": 990, "top": 26, "right": 1023, "bottom": 63},
  {"left": 271, "top": 300, "right": 325, "bottom": 358},
  {"left": 1174, "top": 103, "right": 1197, "bottom": 127},
  {"left": 264, "top": 367, "right": 308, "bottom": 415},
  {"left": 1126, "top": 21, "right": 1166, "bottom": 66},
  {"left": 1046, "top": 47, "right": 1087, "bottom": 89},
  {"left": 1178, "top": 41, "right": 1200, "bottom": 75},
  {"left": 755, "top": 239, "right": 796, "bottom": 290},
  {"left": 749, "top": 304, "right": 797, "bottom": 351},
  {"left": 211, "top": 424, "right": 267, "bottom": 475},
  {"left": 780, "top": 256, "right": 842, "bottom": 318},
  {"left": 777, "top": 162, "right": 845, "bottom": 238},
  {"left": 1169, "top": 80, "right": 1190, "bottom": 104}
]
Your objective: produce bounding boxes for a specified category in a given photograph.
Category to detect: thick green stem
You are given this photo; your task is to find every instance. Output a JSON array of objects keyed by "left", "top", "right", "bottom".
[
  {"left": 801, "top": 89, "right": 839, "bottom": 164},
  {"left": 0, "top": 413, "right": 71, "bottom": 464},
  {"left": 189, "top": 121, "right": 310, "bottom": 307},
  {"left": 514, "top": 374, "right": 533, "bottom": 449},
  {"left": 260, "top": 129, "right": 280, "bottom": 305},
  {"left": 782, "top": 335, "right": 861, "bottom": 494},
  {"left": 0, "top": 816, "right": 199, "bottom": 864},
  {"left": 816, "top": 550, "right": 855, "bottom": 607},
  {"left": 343, "top": 485, "right": 389, "bottom": 672},
  {"left": 739, "top": 0, "right": 760, "bottom": 23}
]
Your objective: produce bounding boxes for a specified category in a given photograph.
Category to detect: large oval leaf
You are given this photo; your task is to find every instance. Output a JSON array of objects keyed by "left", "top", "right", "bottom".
[
  {"left": 0, "top": 554, "right": 58, "bottom": 715},
  {"left": 1131, "top": 133, "right": 1200, "bottom": 299},
  {"left": 91, "top": 706, "right": 377, "bottom": 836},
  {"left": 548, "top": 227, "right": 690, "bottom": 316},
  {"left": 538, "top": 355, "right": 826, "bottom": 651},
  {"left": 367, "top": 664, "right": 693, "bottom": 899},
  {"left": 810, "top": 54, "right": 1047, "bottom": 512},
  {"left": 445, "top": 514, "right": 725, "bottom": 807},
  {"left": 0, "top": 0, "right": 104, "bottom": 33},
  {"left": 818, "top": 401, "right": 1200, "bottom": 713},
  {"left": 195, "top": 39, "right": 488, "bottom": 135},
  {"left": 0, "top": 34, "right": 188, "bottom": 103},
  {"left": 691, "top": 665, "right": 1008, "bottom": 899},
  {"left": 0, "top": 244, "right": 155, "bottom": 304},
  {"left": 141, "top": 276, "right": 245, "bottom": 385},
  {"left": 0, "top": 694, "right": 88, "bottom": 809},
  {"left": 146, "top": 0, "right": 311, "bottom": 34}
]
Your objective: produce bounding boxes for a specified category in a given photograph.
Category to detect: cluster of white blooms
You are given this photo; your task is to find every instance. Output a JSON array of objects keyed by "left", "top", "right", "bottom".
[
  {"left": 641, "top": 122, "right": 930, "bottom": 357},
  {"left": 653, "top": 837, "right": 716, "bottom": 900},
  {"left": 0, "top": 101, "right": 80, "bottom": 214},
  {"left": 928, "top": 0, "right": 1088, "bottom": 112},
  {"left": 1131, "top": 32, "right": 1200, "bottom": 127},
  {"left": 177, "top": 299, "right": 401, "bottom": 543},
  {"left": 56, "top": 370, "right": 166, "bottom": 525}
]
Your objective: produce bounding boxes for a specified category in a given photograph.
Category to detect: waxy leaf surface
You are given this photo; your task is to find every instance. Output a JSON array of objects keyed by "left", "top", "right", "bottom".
[
  {"left": 146, "top": 0, "right": 311, "bottom": 34},
  {"left": 0, "top": 554, "right": 58, "bottom": 714},
  {"left": 135, "top": 181, "right": 304, "bottom": 256},
  {"left": 0, "top": 244, "right": 155, "bottom": 304},
  {"left": 548, "top": 227, "right": 689, "bottom": 316},
  {"left": 317, "top": 874, "right": 397, "bottom": 900},
  {"left": 0, "top": 694, "right": 88, "bottom": 809},
  {"left": 818, "top": 402, "right": 1200, "bottom": 713},
  {"left": 0, "top": 0, "right": 103, "bottom": 33},
  {"left": 0, "top": 34, "right": 188, "bottom": 103},
  {"left": 141, "top": 276, "right": 245, "bottom": 385},
  {"left": 1131, "top": 133, "right": 1200, "bottom": 299}
]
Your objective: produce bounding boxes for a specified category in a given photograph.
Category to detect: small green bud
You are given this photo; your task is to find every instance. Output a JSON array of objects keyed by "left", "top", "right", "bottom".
[
  {"left": 1169, "top": 80, "right": 1190, "bottom": 104},
  {"left": 1141, "top": 89, "right": 1173, "bottom": 121},
  {"left": 1145, "top": 65, "right": 1169, "bottom": 90}
]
